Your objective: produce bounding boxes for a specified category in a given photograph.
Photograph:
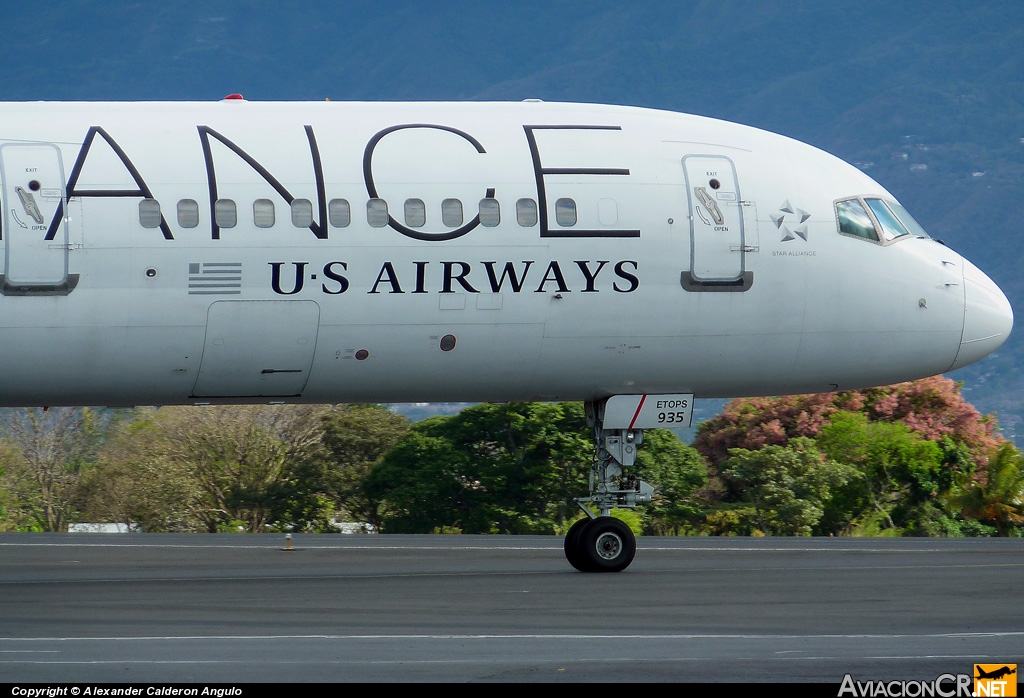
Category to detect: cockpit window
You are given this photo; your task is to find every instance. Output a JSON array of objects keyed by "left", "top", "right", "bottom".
[
  {"left": 836, "top": 199, "right": 878, "bottom": 241},
  {"left": 865, "top": 198, "right": 910, "bottom": 241},
  {"left": 886, "top": 200, "right": 931, "bottom": 239},
  {"left": 834, "top": 196, "right": 931, "bottom": 244}
]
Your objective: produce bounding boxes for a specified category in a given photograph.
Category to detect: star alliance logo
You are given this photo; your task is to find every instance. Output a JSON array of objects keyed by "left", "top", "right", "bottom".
[{"left": 772, "top": 200, "right": 810, "bottom": 242}]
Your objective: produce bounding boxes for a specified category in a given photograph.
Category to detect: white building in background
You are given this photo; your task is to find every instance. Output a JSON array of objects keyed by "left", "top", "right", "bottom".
[{"left": 68, "top": 523, "right": 140, "bottom": 533}]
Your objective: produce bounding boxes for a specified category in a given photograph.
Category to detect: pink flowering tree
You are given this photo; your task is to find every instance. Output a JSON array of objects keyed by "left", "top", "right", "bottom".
[{"left": 695, "top": 377, "right": 1002, "bottom": 469}]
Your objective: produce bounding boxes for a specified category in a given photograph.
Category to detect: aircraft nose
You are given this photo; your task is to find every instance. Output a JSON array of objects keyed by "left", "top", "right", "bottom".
[{"left": 949, "top": 259, "right": 1014, "bottom": 371}]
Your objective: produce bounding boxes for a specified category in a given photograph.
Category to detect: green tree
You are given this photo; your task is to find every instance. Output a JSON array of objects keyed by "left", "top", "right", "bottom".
[
  {"left": 719, "top": 438, "right": 857, "bottom": 535},
  {"left": 815, "top": 412, "right": 949, "bottom": 533},
  {"left": 0, "top": 408, "right": 108, "bottom": 531},
  {"left": 0, "top": 439, "right": 33, "bottom": 531},
  {"left": 77, "top": 412, "right": 205, "bottom": 532},
  {"left": 949, "top": 442, "right": 1024, "bottom": 536},
  {"left": 633, "top": 429, "right": 708, "bottom": 535},
  {"left": 318, "top": 404, "right": 411, "bottom": 529},
  {"left": 364, "top": 429, "right": 478, "bottom": 533},
  {"left": 262, "top": 456, "right": 339, "bottom": 533},
  {"left": 151, "top": 405, "right": 329, "bottom": 532},
  {"left": 367, "top": 402, "right": 593, "bottom": 534},
  {"left": 438, "top": 401, "right": 592, "bottom": 532}
]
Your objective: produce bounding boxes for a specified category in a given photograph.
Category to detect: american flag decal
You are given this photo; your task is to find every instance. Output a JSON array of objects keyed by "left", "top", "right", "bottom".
[{"left": 188, "top": 262, "right": 242, "bottom": 295}]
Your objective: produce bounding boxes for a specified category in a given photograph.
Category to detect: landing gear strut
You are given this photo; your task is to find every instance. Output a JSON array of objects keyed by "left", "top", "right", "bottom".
[{"left": 564, "top": 399, "right": 655, "bottom": 572}]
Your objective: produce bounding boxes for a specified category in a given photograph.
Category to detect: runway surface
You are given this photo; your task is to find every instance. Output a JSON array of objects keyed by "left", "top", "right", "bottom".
[{"left": 0, "top": 534, "right": 1021, "bottom": 683}]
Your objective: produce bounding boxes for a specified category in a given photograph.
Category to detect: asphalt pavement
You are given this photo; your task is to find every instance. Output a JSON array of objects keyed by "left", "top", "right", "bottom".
[{"left": 0, "top": 534, "right": 1021, "bottom": 683}]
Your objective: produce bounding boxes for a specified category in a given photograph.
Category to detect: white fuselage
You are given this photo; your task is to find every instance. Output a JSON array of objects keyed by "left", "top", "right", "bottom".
[{"left": 0, "top": 100, "right": 1011, "bottom": 406}]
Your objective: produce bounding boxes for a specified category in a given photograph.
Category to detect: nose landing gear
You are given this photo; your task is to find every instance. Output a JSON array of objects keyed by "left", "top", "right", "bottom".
[{"left": 564, "top": 398, "right": 655, "bottom": 573}]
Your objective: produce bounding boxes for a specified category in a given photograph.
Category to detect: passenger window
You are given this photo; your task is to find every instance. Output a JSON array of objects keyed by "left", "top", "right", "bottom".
[
  {"left": 139, "top": 199, "right": 161, "bottom": 229},
  {"left": 442, "top": 198, "right": 463, "bottom": 227},
  {"left": 329, "top": 198, "right": 350, "bottom": 228},
  {"left": 367, "top": 198, "right": 389, "bottom": 228},
  {"left": 479, "top": 198, "right": 500, "bottom": 227},
  {"left": 253, "top": 199, "right": 275, "bottom": 228},
  {"left": 835, "top": 199, "right": 877, "bottom": 241},
  {"left": 866, "top": 199, "right": 910, "bottom": 241},
  {"left": 177, "top": 199, "right": 199, "bottom": 228},
  {"left": 214, "top": 199, "right": 237, "bottom": 228},
  {"left": 555, "top": 198, "right": 577, "bottom": 227},
  {"left": 405, "top": 198, "right": 426, "bottom": 228},
  {"left": 516, "top": 198, "right": 538, "bottom": 227},
  {"left": 291, "top": 199, "right": 313, "bottom": 228}
]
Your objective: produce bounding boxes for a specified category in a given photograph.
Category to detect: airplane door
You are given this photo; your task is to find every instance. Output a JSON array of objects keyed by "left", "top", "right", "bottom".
[
  {"left": 682, "top": 155, "right": 752, "bottom": 290},
  {"left": 0, "top": 143, "right": 69, "bottom": 289},
  {"left": 192, "top": 300, "right": 321, "bottom": 398}
]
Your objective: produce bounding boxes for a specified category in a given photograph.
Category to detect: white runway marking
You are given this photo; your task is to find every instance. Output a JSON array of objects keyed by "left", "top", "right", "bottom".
[{"left": 3, "top": 631, "right": 1023, "bottom": 641}]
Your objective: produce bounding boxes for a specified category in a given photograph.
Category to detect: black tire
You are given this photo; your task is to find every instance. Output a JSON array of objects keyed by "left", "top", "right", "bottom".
[
  {"left": 564, "top": 517, "right": 592, "bottom": 572},
  {"left": 579, "top": 517, "right": 636, "bottom": 572}
]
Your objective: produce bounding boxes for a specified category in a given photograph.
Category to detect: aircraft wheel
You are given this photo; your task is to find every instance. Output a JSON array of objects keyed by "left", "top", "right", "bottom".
[
  {"left": 564, "top": 517, "right": 592, "bottom": 572},
  {"left": 579, "top": 517, "right": 636, "bottom": 573}
]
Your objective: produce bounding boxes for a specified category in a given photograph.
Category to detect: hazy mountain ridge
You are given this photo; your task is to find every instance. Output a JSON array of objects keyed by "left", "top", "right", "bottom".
[{"left": 1, "top": 1, "right": 1020, "bottom": 436}]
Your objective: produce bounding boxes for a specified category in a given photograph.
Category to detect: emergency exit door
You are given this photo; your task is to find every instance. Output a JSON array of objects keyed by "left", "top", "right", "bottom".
[
  {"left": 681, "top": 155, "right": 753, "bottom": 291},
  {"left": 1, "top": 143, "right": 69, "bottom": 290}
]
